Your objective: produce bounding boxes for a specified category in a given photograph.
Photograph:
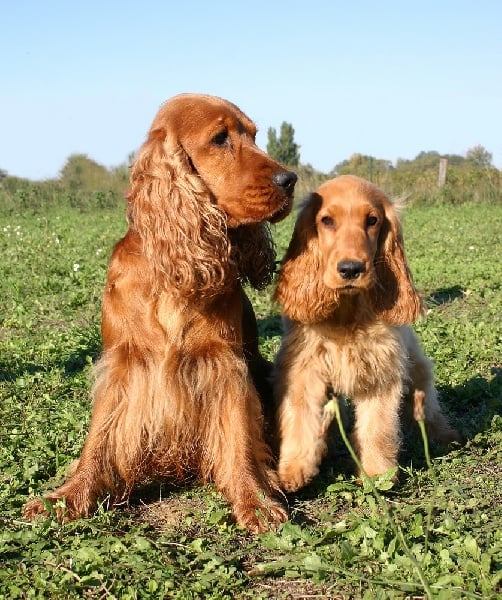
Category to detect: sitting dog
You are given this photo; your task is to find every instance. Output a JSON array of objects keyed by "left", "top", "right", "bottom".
[
  {"left": 273, "top": 175, "right": 461, "bottom": 491},
  {"left": 23, "top": 93, "right": 297, "bottom": 532}
]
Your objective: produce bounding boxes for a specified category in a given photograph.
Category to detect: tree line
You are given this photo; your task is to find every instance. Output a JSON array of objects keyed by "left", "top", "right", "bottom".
[
  {"left": 0, "top": 125, "right": 500, "bottom": 212},
  {"left": 266, "top": 122, "right": 500, "bottom": 204}
]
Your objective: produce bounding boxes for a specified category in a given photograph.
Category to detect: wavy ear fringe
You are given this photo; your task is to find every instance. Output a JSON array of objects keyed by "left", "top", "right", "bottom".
[
  {"left": 370, "top": 198, "right": 424, "bottom": 324},
  {"left": 274, "top": 194, "right": 339, "bottom": 324},
  {"left": 128, "top": 136, "right": 233, "bottom": 298},
  {"left": 230, "top": 224, "right": 276, "bottom": 290}
]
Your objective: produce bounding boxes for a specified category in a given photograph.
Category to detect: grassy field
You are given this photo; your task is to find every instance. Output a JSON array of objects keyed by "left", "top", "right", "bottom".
[{"left": 0, "top": 194, "right": 501, "bottom": 599}]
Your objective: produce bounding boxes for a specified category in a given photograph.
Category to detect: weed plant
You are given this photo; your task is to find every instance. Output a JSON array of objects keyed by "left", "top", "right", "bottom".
[{"left": 0, "top": 189, "right": 500, "bottom": 598}]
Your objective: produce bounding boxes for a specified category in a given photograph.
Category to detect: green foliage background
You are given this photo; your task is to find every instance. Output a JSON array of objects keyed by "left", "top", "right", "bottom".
[
  {"left": 267, "top": 122, "right": 301, "bottom": 168},
  {"left": 0, "top": 149, "right": 500, "bottom": 598}
]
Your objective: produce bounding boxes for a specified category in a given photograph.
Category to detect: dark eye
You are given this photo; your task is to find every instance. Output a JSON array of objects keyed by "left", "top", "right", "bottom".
[
  {"left": 320, "top": 215, "right": 335, "bottom": 228},
  {"left": 211, "top": 130, "right": 229, "bottom": 146},
  {"left": 366, "top": 215, "right": 378, "bottom": 227}
]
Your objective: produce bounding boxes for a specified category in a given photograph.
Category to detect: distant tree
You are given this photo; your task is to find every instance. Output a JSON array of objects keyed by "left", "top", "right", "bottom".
[
  {"left": 466, "top": 145, "right": 493, "bottom": 168},
  {"left": 441, "top": 153, "right": 465, "bottom": 167},
  {"left": 60, "top": 154, "right": 111, "bottom": 191},
  {"left": 396, "top": 151, "right": 470, "bottom": 172},
  {"left": 334, "top": 153, "right": 392, "bottom": 180},
  {"left": 396, "top": 151, "right": 442, "bottom": 171},
  {"left": 127, "top": 151, "right": 136, "bottom": 166},
  {"left": 267, "top": 122, "right": 300, "bottom": 167}
]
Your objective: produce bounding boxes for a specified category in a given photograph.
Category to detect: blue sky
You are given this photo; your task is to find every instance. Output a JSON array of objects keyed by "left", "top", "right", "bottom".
[{"left": 2, "top": 0, "right": 501, "bottom": 180}]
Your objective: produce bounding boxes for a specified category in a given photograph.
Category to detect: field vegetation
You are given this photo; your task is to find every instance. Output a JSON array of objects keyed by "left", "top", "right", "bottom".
[{"left": 0, "top": 151, "right": 500, "bottom": 598}]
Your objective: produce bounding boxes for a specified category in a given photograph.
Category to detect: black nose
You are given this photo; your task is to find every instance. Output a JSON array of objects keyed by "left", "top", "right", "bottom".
[
  {"left": 337, "top": 260, "right": 366, "bottom": 280},
  {"left": 272, "top": 170, "right": 297, "bottom": 194}
]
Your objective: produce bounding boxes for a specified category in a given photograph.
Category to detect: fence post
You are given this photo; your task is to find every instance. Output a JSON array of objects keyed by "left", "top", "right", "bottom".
[{"left": 438, "top": 158, "right": 448, "bottom": 187}]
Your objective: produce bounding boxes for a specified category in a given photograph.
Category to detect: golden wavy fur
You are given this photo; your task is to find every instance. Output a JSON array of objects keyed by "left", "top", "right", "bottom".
[
  {"left": 23, "top": 93, "right": 297, "bottom": 532},
  {"left": 273, "top": 176, "right": 460, "bottom": 491}
]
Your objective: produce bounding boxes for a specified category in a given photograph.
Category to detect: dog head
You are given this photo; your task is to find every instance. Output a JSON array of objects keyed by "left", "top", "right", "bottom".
[
  {"left": 275, "top": 175, "right": 423, "bottom": 324},
  {"left": 127, "top": 94, "right": 297, "bottom": 296}
]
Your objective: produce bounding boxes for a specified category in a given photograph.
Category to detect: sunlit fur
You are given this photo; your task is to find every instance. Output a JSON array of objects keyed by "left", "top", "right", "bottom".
[
  {"left": 273, "top": 176, "right": 461, "bottom": 492},
  {"left": 23, "top": 94, "right": 297, "bottom": 532}
]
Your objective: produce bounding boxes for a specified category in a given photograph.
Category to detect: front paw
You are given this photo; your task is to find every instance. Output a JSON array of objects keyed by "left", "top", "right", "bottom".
[
  {"left": 234, "top": 496, "right": 288, "bottom": 534},
  {"left": 23, "top": 496, "right": 68, "bottom": 522},
  {"left": 358, "top": 459, "right": 399, "bottom": 480},
  {"left": 23, "top": 487, "right": 93, "bottom": 522},
  {"left": 278, "top": 461, "right": 319, "bottom": 493}
]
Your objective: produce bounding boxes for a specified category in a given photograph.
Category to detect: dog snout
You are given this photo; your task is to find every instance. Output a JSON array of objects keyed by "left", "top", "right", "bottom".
[
  {"left": 337, "top": 260, "right": 366, "bottom": 280},
  {"left": 272, "top": 170, "right": 297, "bottom": 194}
]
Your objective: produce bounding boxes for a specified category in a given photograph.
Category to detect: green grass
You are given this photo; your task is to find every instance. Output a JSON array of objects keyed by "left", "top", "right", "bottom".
[{"left": 0, "top": 198, "right": 501, "bottom": 599}]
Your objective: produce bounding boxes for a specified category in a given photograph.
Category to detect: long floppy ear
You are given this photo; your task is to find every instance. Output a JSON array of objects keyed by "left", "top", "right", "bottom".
[
  {"left": 274, "top": 194, "right": 339, "bottom": 324},
  {"left": 128, "top": 129, "right": 232, "bottom": 297},
  {"left": 370, "top": 197, "right": 424, "bottom": 324},
  {"left": 229, "top": 223, "right": 276, "bottom": 290}
]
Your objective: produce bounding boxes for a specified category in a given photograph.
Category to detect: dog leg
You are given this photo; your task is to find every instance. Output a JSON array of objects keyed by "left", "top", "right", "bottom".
[
  {"left": 23, "top": 356, "right": 137, "bottom": 522},
  {"left": 23, "top": 408, "right": 117, "bottom": 521},
  {"left": 404, "top": 330, "right": 462, "bottom": 444},
  {"left": 422, "top": 390, "right": 462, "bottom": 443},
  {"left": 275, "top": 367, "right": 328, "bottom": 492},
  {"left": 208, "top": 380, "right": 288, "bottom": 533},
  {"left": 351, "top": 388, "right": 402, "bottom": 478}
]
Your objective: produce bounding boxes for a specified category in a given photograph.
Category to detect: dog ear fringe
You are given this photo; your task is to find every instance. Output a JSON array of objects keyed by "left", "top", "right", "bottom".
[
  {"left": 274, "top": 194, "right": 340, "bottom": 324},
  {"left": 128, "top": 134, "right": 233, "bottom": 298},
  {"left": 369, "top": 197, "right": 424, "bottom": 325},
  {"left": 128, "top": 133, "right": 278, "bottom": 298}
]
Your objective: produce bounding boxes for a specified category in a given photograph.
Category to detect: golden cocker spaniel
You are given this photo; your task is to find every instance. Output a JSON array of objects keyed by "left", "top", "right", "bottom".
[
  {"left": 273, "top": 175, "right": 460, "bottom": 491},
  {"left": 24, "top": 93, "right": 297, "bottom": 532}
]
